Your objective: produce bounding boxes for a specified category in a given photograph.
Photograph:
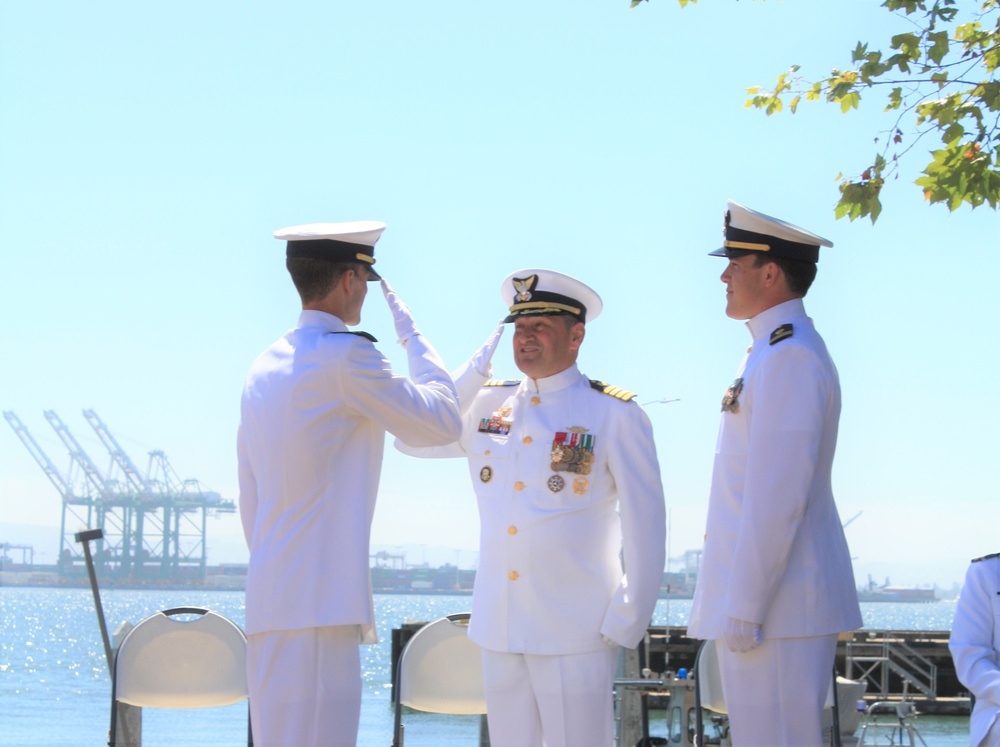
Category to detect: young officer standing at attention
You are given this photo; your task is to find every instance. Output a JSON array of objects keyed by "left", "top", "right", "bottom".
[{"left": 687, "top": 202, "right": 862, "bottom": 747}]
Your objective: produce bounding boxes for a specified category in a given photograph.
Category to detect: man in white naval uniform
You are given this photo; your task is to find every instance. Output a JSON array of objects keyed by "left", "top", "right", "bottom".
[
  {"left": 950, "top": 552, "right": 1000, "bottom": 747},
  {"left": 398, "top": 269, "right": 666, "bottom": 747},
  {"left": 238, "top": 221, "right": 461, "bottom": 747},
  {"left": 687, "top": 202, "right": 862, "bottom": 747}
]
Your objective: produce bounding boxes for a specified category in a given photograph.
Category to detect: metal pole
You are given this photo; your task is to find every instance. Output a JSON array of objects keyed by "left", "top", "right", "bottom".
[{"left": 75, "top": 528, "right": 113, "bottom": 673}]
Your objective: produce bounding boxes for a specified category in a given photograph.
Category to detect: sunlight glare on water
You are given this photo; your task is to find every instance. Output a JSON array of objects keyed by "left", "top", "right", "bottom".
[{"left": 0, "top": 588, "right": 969, "bottom": 746}]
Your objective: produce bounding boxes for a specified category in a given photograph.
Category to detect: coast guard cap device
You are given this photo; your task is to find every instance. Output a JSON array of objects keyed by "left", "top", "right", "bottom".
[
  {"left": 710, "top": 201, "right": 832, "bottom": 263},
  {"left": 275, "top": 220, "right": 385, "bottom": 280},
  {"left": 501, "top": 269, "right": 602, "bottom": 324}
]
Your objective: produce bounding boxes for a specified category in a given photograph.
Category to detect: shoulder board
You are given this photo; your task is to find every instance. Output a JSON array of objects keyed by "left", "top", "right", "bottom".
[
  {"left": 483, "top": 379, "right": 520, "bottom": 387},
  {"left": 972, "top": 552, "right": 1000, "bottom": 563},
  {"left": 330, "top": 330, "right": 377, "bottom": 343},
  {"left": 769, "top": 323, "right": 794, "bottom": 346},
  {"left": 589, "top": 379, "right": 636, "bottom": 402}
]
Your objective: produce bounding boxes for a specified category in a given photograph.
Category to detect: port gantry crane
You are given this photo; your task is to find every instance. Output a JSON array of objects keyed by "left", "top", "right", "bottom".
[{"left": 3, "top": 409, "right": 234, "bottom": 585}]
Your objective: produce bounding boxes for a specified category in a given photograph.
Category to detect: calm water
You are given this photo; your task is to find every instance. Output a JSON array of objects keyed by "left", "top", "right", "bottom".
[{"left": 0, "top": 588, "right": 969, "bottom": 746}]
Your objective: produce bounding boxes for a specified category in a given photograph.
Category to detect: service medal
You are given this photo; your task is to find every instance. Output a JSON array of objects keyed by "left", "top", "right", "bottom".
[
  {"left": 721, "top": 377, "right": 744, "bottom": 413},
  {"left": 478, "top": 412, "right": 512, "bottom": 435},
  {"left": 550, "top": 429, "right": 596, "bottom": 475},
  {"left": 547, "top": 474, "right": 565, "bottom": 493},
  {"left": 572, "top": 477, "right": 589, "bottom": 495}
]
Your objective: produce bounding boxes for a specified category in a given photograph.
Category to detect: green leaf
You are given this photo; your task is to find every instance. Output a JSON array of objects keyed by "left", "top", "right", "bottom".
[
  {"left": 942, "top": 123, "right": 965, "bottom": 144},
  {"left": 885, "top": 87, "right": 903, "bottom": 111},
  {"left": 927, "top": 31, "right": 950, "bottom": 65},
  {"left": 840, "top": 91, "right": 861, "bottom": 113},
  {"left": 890, "top": 32, "right": 921, "bottom": 60}
]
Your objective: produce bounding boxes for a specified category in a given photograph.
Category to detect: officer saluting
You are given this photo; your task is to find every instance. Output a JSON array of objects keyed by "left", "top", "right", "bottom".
[
  {"left": 687, "top": 202, "right": 862, "bottom": 747},
  {"left": 398, "top": 268, "right": 666, "bottom": 747},
  {"left": 238, "top": 221, "right": 461, "bottom": 747}
]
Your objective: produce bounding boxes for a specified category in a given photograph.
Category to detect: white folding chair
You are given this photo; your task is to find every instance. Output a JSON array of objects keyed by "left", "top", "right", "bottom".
[
  {"left": 693, "top": 639, "right": 730, "bottom": 746},
  {"left": 392, "top": 612, "right": 486, "bottom": 747},
  {"left": 109, "top": 606, "right": 252, "bottom": 746}
]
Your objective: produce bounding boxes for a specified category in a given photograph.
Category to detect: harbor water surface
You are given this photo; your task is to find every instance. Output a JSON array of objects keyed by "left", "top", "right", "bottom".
[{"left": 0, "top": 588, "right": 971, "bottom": 746}]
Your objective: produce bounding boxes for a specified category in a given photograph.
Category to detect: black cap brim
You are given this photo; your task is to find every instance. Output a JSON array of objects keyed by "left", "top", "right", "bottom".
[{"left": 709, "top": 246, "right": 757, "bottom": 258}]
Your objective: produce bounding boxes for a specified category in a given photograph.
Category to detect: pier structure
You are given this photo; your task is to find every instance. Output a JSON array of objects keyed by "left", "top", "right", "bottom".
[
  {"left": 4, "top": 409, "right": 235, "bottom": 586},
  {"left": 639, "top": 626, "right": 967, "bottom": 714}
]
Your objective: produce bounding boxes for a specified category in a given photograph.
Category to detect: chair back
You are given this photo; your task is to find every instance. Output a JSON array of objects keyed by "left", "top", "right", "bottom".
[
  {"left": 113, "top": 607, "right": 248, "bottom": 709},
  {"left": 695, "top": 638, "right": 727, "bottom": 714},
  {"left": 396, "top": 613, "right": 485, "bottom": 715}
]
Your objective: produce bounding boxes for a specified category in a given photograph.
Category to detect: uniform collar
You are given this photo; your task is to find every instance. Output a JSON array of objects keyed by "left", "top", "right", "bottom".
[
  {"left": 522, "top": 363, "right": 581, "bottom": 394},
  {"left": 746, "top": 298, "right": 807, "bottom": 343},
  {"left": 297, "top": 309, "right": 349, "bottom": 332}
]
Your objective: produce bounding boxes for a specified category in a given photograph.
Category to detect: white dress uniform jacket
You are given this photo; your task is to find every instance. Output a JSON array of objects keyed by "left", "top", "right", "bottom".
[
  {"left": 238, "top": 310, "right": 461, "bottom": 642},
  {"left": 401, "top": 363, "right": 666, "bottom": 653},
  {"left": 688, "top": 298, "right": 861, "bottom": 639},
  {"left": 950, "top": 554, "right": 1000, "bottom": 747}
]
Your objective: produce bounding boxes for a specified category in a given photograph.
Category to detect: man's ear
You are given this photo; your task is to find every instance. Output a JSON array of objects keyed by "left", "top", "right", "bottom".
[
  {"left": 569, "top": 321, "right": 586, "bottom": 351},
  {"left": 761, "top": 260, "right": 783, "bottom": 289},
  {"left": 339, "top": 266, "right": 359, "bottom": 292}
]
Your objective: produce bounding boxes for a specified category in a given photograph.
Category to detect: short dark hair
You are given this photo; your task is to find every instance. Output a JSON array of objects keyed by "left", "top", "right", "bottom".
[
  {"left": 752, "top": 253, "right": 817, "bottom": 296},
  {"left": 286, "top": 257, "right": 363, "bottom": 304}
]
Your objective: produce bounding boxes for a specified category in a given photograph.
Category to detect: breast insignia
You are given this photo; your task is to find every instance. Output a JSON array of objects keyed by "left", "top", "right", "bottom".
[
  {"left": 769, "top": 324, "right": 793, "bottom": 346},
  {"left": 484, "top": 379, "right": 521, "bottom": 387},
  {"left": 589, "top": 379, "right": 636, "bottom": 402},
  {"left": 972, "top": 552, "right": 1000, "bottom": 563}
]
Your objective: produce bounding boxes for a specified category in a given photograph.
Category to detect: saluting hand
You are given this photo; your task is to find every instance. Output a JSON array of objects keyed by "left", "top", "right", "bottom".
[
  {"left": 449, "top": 321, "right": 506, "bottom": 414},
  {"left": 381, "top": 279, "right": 420, "bottom": 346},
  {"left": 469, "top": 321, "right": 505, "bottom": 377}
]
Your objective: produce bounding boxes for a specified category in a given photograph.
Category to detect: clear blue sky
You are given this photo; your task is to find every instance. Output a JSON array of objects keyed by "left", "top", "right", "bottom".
[{"left": 2, "top": 1, "right": 996, "bottom": 588}]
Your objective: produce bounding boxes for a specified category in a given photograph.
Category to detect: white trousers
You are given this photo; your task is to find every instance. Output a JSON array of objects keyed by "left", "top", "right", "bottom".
[
  {"left": 716, "top": 634, "right": 838, "bottom": 747},
  {"left": 246, "top": 625, "right": 362, "bottom": 747},
  {"left": 481, "top": 646, "right": 619, "bottom": 747},
  {"left": 979, "top": 715, "right": 1000, "bottom": 747}
]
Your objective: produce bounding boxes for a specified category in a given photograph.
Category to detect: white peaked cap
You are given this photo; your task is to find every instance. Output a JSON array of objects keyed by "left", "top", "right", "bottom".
[
  {"left": 711, "top": 201, "right": 832, "bottom": 263},
  {"left": 275, "top": 220, "right": 386, "bottom": 279},
  {"left": 501, "top": 268, "right": 602, "bottom": 324}
]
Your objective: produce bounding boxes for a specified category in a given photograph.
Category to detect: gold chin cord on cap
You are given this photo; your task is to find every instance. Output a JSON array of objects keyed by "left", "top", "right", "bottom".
[
  {"left": 510, "top": 302, "right": 582, "bottom": 316},
  {"left": 723, "top": 240, "right": 770, "bottom": 252}
]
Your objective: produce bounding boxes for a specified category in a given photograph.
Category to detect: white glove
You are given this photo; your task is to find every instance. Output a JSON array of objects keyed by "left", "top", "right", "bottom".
[
  {"left": 724, "top": 617, "right": 763, "bottom": 653},
  {"left": 450, "top": 322, "right": 506, "bottom": 414},
  {"left": 468, "top": 321, "right": 505, "bottom": 377},
  {"left": 381, "top": 279, "right": 420, "bottom": 346}
]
